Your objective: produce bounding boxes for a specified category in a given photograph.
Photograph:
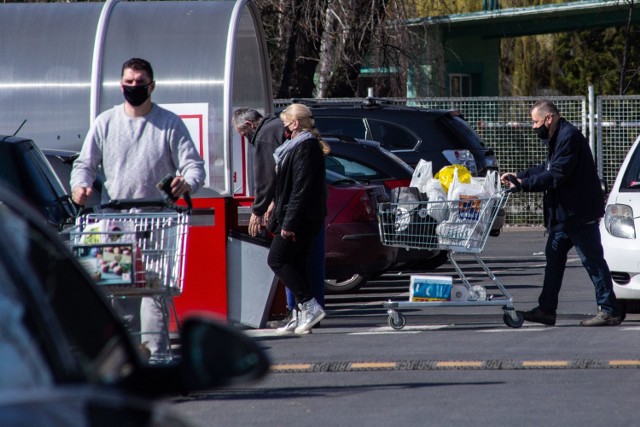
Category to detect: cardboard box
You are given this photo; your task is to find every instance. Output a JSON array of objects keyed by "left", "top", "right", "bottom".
[{"left": 409, "top": 275, "right": 452, "bottom": 302}]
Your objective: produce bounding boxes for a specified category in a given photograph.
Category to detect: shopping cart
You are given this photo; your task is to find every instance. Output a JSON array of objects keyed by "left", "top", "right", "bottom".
[
  {"left": 377, "top": 189, "right": 524, "bottom": 329},
  {"left": 67, "top": 199, "right": 190, "bottom": 363}
]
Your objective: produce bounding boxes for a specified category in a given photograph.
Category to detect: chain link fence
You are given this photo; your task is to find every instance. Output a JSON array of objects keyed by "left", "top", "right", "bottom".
[{"left": 275, "top": 96, "right": 639, "bottom": 226}]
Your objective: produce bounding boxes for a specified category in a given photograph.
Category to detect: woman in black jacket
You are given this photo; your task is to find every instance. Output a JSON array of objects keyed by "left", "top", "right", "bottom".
[{"left": 267, "top": 103, "right": 329, "bottom": 335}]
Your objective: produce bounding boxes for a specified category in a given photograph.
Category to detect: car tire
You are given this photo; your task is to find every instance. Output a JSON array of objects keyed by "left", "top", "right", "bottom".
[{"left": 324, "top": 274, "right": 366, "bottom": 293}]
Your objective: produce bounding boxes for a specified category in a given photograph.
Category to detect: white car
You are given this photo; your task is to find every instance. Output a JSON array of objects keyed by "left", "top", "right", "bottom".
[{"left": 600, "top": 134, "right": 640, "bottom": 311}]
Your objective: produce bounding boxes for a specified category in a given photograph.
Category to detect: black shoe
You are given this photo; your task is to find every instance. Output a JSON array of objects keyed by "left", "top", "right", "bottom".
[
  {"left": 267, "top": 310, "right": 294, "bottom": 329},
  {"left": 519, "top": 307, "right": 556, "bottom": 326}
]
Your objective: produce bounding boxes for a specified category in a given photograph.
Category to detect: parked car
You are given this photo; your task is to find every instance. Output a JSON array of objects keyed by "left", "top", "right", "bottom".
[
  {"left": 0, "top": 136, "right": 78, "bottom": 229},
  {"left": 290, "top": 98, "right": 499, "bottom": 174},
  {"left": 600, "top": 134, "right": 640, "bottom": 313},
  {"left": 43, "top": 148, "right": 103, "bottom": 208},
  {"left": 323, "top": 136, "right": 444, "bottom": 270},
  {"left": 0, "top": 183, "right": 269, "bottom": 425},
  {"left": 324, "top": 134, "right": 413, "bottom": 190},
  {"left": 324, "top": 169, "right": 397, "bottom": 292},
  {"left": 324, "top": 133, "right": 505, "bottom": 238}
]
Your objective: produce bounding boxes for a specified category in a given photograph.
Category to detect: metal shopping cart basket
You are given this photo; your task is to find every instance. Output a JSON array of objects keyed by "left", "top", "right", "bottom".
[
  {"left": 67, "top": 200, "right": 190, "bottom": 363},
  {"left": 377, "top": 189, "right": 524, "bottom": 329}
]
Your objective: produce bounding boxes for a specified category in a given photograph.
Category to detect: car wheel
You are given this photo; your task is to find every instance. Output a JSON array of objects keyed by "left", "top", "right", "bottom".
[{"left": 324, "top": 274, "right": 366, "bottom": 293}]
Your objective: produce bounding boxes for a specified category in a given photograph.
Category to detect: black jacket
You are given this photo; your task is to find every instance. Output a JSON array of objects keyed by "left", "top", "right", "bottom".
[
  {"left": 518, "top": 118, "right": 604, "bottom": 231},
  {"left": 272, "top": 136, "right": 326, "bottom": 238},
  {"left": 250, "top": 115, "right": 284, "bottom": 216}
]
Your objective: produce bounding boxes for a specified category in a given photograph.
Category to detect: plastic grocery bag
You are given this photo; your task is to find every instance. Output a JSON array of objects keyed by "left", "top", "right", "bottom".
[
  {"left": 448, "top": 169, "right": 496, "bottom": 201},
  {"left": 437, "top": 169, "right": 500, "bottom": 248},
  {"left": 435, "top": 164, "right": 471, "bottom": 194},
  {"left": 410, "top": 159, "right": 433, "bottom": 194},
  {"left": 425, "top": 178, "right": 448, "bottom": 223}
]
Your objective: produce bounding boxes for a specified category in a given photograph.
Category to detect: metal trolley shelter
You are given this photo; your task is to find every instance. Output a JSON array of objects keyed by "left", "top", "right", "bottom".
[{"left": 0, "top": 0, "right": 279, "bottom": 328}]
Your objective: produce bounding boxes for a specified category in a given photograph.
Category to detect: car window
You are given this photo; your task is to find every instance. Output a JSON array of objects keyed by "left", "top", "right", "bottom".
[
  {"left": 0, "top": 200, "right": 136, "bottom": 386},
  {"left": 620, "top": 143, "right": 640, "bottom": 191},
  {"left": 314, "top": 117, "right": 370, "bottom": 139},
  {"left": 441, "top": 115, "right": 486, "bottom": 150},
  {"left": 367, "top": 119, "right": 419, "bottom": 150},
  {"left": 0, "top": 254, "right": 54, "bottom": 389},
  {"left": 325, "top": 155, "right": 385, "bottom": 181},
  {"left": 0, "top": 142, "right": 76, "bottom": 228}
]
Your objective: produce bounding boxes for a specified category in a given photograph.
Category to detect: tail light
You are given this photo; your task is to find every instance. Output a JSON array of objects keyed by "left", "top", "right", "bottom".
[
  {"left": 383, "top": 179, "right": 411, "bottom": 190},
  {"left": 333, "top": 189, "right": 378, "bottom": 223}
]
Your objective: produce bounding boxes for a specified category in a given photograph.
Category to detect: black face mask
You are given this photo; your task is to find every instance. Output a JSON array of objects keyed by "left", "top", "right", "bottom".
[
  {"left": 534, "top": 124, "right": 549, "bottom": 140},
  {"left": 122, "top": 84, "right": 151, "bottom": 107}
]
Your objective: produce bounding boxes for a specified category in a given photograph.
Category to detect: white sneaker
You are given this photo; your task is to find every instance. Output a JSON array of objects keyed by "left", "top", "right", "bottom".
[
  {"left": 276, "top": 309, "right": 299, "bottom": 335},
  {"left": 294, "top": 298, "right": 326, "bottom": 334}
]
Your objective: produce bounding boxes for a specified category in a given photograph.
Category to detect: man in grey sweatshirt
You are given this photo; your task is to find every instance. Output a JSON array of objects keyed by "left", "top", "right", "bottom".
[{"left": 71, "top": 58, "right": 206, "bottom": 359}]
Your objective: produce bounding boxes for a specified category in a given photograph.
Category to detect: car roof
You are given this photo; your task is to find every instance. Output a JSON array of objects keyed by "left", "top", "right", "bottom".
[{"left": 291, "top": 98, "right": 452, "bottom": 117}]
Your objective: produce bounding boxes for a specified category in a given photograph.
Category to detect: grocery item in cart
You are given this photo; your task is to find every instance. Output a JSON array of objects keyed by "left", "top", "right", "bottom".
[{"left": 409, "top": 275, "right": 452, "bottom": 302}]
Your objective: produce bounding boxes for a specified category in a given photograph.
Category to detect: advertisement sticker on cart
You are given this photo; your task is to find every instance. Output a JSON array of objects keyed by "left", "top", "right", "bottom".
[
  {"left": 73, "top": 244, "right": 135, "bottom": 286},
  {"left": 71, "top": 218, "right": 139, "bottom": 287},
  {"left": 409, "top": 275, "right": 453, "bottom": 302}
]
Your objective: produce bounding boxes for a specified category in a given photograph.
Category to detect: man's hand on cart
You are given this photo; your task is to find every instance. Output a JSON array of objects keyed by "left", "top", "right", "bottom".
[
  {"left": 500, "top": 173, "right": 522, "bottom": 192},
  {"left": 72, "top": 186, "right": 93, "bottom": 206},
  {"left": 170, "top": 175, "right": 192, "bottom": 199}
]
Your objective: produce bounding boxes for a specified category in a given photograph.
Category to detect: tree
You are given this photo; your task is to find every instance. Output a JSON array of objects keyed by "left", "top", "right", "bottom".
[{"left": 257, "top": 0, "right": 428, "bottom": 98}]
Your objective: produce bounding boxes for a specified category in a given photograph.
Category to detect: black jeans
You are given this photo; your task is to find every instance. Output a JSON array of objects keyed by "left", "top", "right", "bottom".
[
  {"left": 268, "top": 231, "right": 316, "bottom": 304},
  {"left": 539, "top": 222, "right": 621, "bottom": 316}
]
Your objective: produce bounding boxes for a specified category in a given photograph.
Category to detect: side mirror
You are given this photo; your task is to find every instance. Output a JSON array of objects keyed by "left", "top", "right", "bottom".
[{"left": 180, "top": 316, "right": 270, "bottom": 390}]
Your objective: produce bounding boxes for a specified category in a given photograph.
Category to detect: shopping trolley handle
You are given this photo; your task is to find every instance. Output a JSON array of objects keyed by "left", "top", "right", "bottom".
[
  {"left": 80, "top": 198, "right": 191, "bottom": 215},
  {"left": 503, "top": 174, "right": 522, "bottom": 193}
]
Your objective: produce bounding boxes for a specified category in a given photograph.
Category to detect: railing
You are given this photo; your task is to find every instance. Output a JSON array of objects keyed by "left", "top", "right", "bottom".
[{"left": 276, "top": 95, "right": 638, "bottom": 226}]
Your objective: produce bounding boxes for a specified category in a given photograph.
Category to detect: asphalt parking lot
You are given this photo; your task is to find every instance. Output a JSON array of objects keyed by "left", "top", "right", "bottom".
[{"left": 175, "top": 226, "right": 640, "bottom": 427}]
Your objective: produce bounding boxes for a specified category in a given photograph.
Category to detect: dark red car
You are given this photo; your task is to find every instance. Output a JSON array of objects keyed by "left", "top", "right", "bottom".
[{"left": 324, "top": 170, "right": 397, "bottom": 293}]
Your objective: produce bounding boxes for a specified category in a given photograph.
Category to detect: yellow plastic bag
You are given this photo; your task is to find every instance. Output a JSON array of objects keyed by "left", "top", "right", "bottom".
[{"left": 434, "top": 165, "right": 471, "bottom": 194}]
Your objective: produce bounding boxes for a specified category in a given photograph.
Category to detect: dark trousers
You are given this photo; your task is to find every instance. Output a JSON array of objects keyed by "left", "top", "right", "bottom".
[
  {"left": 268, "top": 231, "right": 315, "bottom": 304},
  {"left": 539, "top": 222, "right": 621, "bottom": 316},
  {"left": 286, "top": 226, "right": 325, "bottom": 309}
]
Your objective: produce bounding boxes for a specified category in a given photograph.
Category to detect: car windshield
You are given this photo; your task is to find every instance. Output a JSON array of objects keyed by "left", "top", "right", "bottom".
[
  {"left": 0, "top": 198, "right": 136, "bottom": 389},
  {"left": 620, "top": 142, "right": 640, "bottom": 191},
  {"left": 0, "top": 141, "right": 77, "bottom": 228},
  {"left": 325, "top": 154, "right": 384, "bottom": 182}
]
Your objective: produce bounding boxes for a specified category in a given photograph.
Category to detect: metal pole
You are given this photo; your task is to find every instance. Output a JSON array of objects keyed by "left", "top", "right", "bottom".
[{"left": 588, "top": 85, "right": 596, "bottom": 160}]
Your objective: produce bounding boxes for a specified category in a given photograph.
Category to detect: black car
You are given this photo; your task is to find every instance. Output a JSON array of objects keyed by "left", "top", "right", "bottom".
[
  {"left": 0, "top": 136, "right": 78, "bottom": 229},
  {"left": 324, "top": 134, "right": 413, "bottom": 190},
  {"left": 0, "top": 184, "right": 269, "bottom": 426},
  {"left": 294, "top": 98, "right": 498, "bottom": 174}
]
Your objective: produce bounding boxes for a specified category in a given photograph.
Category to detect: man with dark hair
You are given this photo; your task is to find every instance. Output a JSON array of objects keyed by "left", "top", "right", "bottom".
[
  {"left": 501, "top": 100, "right": 623, "bottom": 327},
  {"left": 71, "top": 58, "right": 206, "bottom": 357}
]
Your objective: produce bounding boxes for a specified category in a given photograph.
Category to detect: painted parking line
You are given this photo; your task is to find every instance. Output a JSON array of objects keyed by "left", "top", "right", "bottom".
[{"left": 269, "top": 359, "right": 640, "bottom": 373}]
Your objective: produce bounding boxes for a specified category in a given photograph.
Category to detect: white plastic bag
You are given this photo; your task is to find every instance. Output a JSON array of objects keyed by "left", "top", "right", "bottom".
[
  {"left": 425, "top": 178, "right": 448, "bottom": 223},
  {"left": 409, "top": 159, "right": 433, "bottom": 194}
]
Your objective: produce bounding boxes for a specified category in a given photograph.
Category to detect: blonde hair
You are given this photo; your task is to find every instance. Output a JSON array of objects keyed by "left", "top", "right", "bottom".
[{"left": 280, "top": 103, "right": 330, "bottom": 155}]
